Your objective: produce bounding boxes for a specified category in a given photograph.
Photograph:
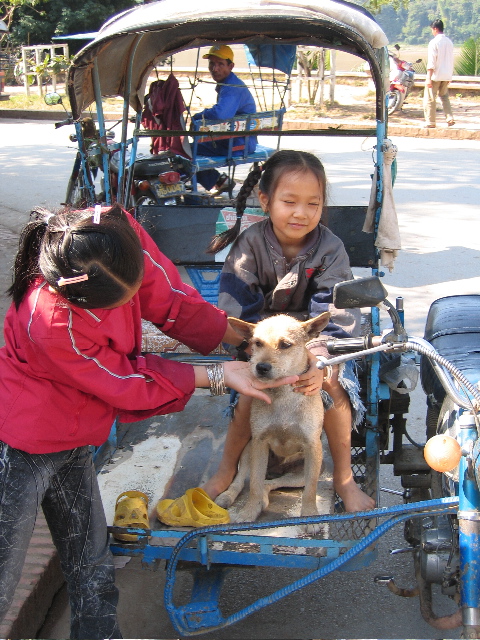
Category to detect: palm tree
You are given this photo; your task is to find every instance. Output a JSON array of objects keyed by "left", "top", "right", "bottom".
[{"left": 454, "top": 37, "right": 480, "bottom": 76}]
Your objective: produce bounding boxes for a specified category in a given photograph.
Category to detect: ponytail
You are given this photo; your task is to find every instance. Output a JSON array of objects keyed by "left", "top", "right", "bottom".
[
  {"left": 207, "top": 163, "right": 263, "bottom": 254},
  {"left": 8, "top": 208, "right": 51, "bottom": 309},
  {"left": 207, "top": 150, "right": 327, "bottom": 255},
  {"left": 8, "top": 204, "right": 145, "bottom": 310}
]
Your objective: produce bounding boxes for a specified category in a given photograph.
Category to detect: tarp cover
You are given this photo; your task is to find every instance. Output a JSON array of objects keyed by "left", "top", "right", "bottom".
[
  {"left": 244, "top": 44, "right": 297, "bottom": 75},
  {"left": 68, "top": 0, "right": 388, "bottom": 119}
]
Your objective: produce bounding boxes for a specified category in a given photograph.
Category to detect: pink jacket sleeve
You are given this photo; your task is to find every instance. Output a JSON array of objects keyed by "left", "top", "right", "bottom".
[{"left": 129, "top": 214, "right": 227, "bottom": 355}]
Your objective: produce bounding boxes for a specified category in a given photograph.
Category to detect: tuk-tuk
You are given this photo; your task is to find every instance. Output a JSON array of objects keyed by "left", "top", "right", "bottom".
[{"left": 49, "top": 1, "right": 480, "bottom": 636}]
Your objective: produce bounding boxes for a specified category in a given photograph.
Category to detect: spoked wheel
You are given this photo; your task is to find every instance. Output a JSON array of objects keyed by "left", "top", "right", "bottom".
[
  {"left": 133, "top": 192, "right": 158, "bottom": 207},
  {"left": 387, "top": 90, "right": 404, "bottom": 115},
  {"left": 65, "top": 172, "right": 90, "bottom": 207},
  {"left": 64, "top": 154, "right": 96, "bottom": 207}
]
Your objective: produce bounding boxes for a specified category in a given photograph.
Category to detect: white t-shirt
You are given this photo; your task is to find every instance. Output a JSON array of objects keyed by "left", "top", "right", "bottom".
[{"left": 427, "top": 33, "right": 454, "bottom": 82}]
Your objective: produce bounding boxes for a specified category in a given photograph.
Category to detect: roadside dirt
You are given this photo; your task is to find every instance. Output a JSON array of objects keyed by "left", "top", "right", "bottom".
[
  {"left": 3, "top": 79, "right": 480, "bottom": 134},
  {"left": 285, "top": 84, "right": 480, "bottom": 134}
]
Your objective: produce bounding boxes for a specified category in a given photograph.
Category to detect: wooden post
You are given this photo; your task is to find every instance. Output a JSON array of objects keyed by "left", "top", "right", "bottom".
[
  {"left": 296, "top": 68, "right": 303, "bottom": 102},
  {"left": 317, "top": 48, "right": 325, "bottom": 108},
  {"left": 22, "top": 47, "right": 29, "bottom": 97},
  {"left": 51, "top": 46, "right": 56, "bottom": 92},
  {"left": 35, "top": 47, "right": 42, "bottom": 95},
  {"left": 329, "top": 50, "right": 336, "bottom": 103}
]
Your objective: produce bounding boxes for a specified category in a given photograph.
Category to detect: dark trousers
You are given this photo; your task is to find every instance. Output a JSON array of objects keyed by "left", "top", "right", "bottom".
[{"left": 0, "top": 441, "right": 121, "bottom": 639}]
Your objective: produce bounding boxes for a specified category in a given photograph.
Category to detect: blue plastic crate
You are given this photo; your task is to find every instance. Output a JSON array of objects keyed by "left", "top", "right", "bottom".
[{"left": 185, "top": 266, "right": 222, "bottom": 305}]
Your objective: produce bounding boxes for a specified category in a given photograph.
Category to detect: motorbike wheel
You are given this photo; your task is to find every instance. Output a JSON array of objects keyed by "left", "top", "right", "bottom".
[
  {"left": 65, "top": 171, "right": 89, "bottom": 207},
  {"left": 387, "top": 90, "right": 404, "bottom": 115},
  {"left": 133, "top": 192, "right": 158, "bottom": 207}
]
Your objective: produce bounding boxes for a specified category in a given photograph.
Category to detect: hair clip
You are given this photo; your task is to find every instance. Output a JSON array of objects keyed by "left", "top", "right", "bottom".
[
  {"left": 93, "top": 204, "right": 101, "bottom": 224},
  {"left": 57, "top": 274, "right": 89, "bottom": 287}
]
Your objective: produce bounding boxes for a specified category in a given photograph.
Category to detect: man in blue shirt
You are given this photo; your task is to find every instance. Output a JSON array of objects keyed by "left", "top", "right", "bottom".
[{"left": 192, "top": 45, "right": 257, "bottom": 193}]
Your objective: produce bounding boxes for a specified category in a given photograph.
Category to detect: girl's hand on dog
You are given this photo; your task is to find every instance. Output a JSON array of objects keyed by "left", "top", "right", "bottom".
[
  {"left": 293, "top": 352, "right": 324, "bottom": 396},
  {"left": 224, "top": 361, "right": 298, "bottom": 403}
]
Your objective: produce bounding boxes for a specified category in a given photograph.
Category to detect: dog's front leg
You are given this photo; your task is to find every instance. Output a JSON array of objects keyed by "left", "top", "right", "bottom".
[
  {"left": 300, "top": 439, "right": 322, "bottom": 517},
  {"left": 233, "top": 438, "right": 269, "bottom": 523}
]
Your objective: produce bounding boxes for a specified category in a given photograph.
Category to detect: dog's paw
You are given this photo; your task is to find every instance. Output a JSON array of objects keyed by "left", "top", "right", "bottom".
[
  {"left": 262, "top": 489, "right": 271, "bottom": 510},
  {"left": 299, "top": 508, "right": 323, "bottom": 536},
  {"left": 215, "top": 491, "right": 235, "bottom": 509},
  {"left": 233, "top": 503, "right": 262, "bottom": 523}
]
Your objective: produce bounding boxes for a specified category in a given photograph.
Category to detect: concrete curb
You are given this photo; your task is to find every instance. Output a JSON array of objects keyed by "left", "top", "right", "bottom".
[
  {"left": 2, "top": 109, "right": 480, "bottom": 139},
  {"left": 0, "top": 513, "right": 64, "bottom": 639},
  {"left": 0, "top": 109, "right": 121, "bottom": 121},
  {"left": 282, "top": 119, "right": 480, "bottom": 140}
]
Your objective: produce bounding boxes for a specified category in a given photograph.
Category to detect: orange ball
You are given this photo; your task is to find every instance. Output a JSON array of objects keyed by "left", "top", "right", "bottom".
[{"left": 424, "top": 434, "right": 462, "bottom": 472}]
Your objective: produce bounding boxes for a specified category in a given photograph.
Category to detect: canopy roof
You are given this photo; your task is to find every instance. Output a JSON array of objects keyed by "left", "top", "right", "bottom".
[{"left": 68, "top": 0, "right": 388, "bottom": 120}]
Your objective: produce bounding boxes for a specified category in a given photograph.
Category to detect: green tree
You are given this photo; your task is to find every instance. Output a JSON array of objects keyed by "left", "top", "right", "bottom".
[
  {"left": 7, "top": 0, "right": 140, "bottom": 51},
  {"left": 374, "top": 4, "right": 408, "bottom": 42},
  {"left": 361, "top": 0, "right": 410, "bottom": 12},
  {"left": 0, "top": 0, "right": 38, "bottom": 40},
  {"left": 360, "top": 0, "right": 480, "bottom": 45},
  {"left": 400, "top": 0, "right": 436, "bottom": 44},
  {"left": 455, "top": 36, "right": 480, "bottom": 75}
]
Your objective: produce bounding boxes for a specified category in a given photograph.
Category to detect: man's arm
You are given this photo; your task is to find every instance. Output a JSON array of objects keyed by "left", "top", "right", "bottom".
[
  {"left": 426, "top": 40, "right": 437, "bottom": 87},
  {"left": 192, "top": 83, "right": 243, "bottom": 121}
]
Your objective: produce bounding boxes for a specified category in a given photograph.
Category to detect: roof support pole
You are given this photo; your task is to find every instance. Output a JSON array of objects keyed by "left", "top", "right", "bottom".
[
  {"left": 118, "top": 34, "right": 142, "bottom": 206},
  {"left": 93, "top": 58, "right": 112, "bottom": 204}
]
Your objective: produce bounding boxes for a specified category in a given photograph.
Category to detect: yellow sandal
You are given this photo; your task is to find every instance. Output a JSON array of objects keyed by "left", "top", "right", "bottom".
[
  {"left": 112, "top": 490, "right": 150, "bottom": 541},
  {"left": 156, "top": 487, "right": 229, "bottom": 527}
]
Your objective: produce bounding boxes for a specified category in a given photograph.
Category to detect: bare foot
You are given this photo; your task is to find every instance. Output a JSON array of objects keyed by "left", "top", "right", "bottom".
[
  {"left": 334, "top": 475, "right": 375, "bottom": 512},
  {"left": 202, "top": 469, "right": 236, "bottom": 501}
]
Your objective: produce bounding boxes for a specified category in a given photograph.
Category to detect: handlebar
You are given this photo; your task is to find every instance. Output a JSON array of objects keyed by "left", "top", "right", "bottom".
[
  {"left": 54, "top": 117, "right": 74, "bottom": 129},
  {"left": 322, "top": 334, "right": 480, "bottom": 412}
]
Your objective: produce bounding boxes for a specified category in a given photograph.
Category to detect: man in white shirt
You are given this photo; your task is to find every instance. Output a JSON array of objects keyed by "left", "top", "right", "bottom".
[{"left": 424, "top": 19, "right": 455, "bottom": 128}]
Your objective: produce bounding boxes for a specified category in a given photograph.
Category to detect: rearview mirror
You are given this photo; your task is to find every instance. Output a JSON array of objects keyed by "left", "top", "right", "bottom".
[
  {"left": 333, "top": 276, "right": 388, "bottom": 309},
  {"left": 44, "top": 92, "right": 63, "bottom": 106}
]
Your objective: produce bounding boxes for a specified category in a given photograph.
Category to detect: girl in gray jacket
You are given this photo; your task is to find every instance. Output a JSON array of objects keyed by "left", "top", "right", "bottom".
[{"left": 203, "top": 150, "right": 375, "bottom": 512}]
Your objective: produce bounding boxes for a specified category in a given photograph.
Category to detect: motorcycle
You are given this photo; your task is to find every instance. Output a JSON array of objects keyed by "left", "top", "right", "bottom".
[
  {"left": 44, "top": 92, "right": 194, "bottom": 206},
  {"left": 124, "top": 151, "right": 194, "bottom": 207},
  {"left": 56, "top": 1, "right": 480, "bottom": 635},
  {"left": 320, "top": 276, "right": 480, "bottom": 635},
  {"left": 387, "top": 44, "right": 422, "bottom": 115}
]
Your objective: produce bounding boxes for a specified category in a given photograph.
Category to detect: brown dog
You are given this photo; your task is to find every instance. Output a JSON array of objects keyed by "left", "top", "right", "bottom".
[{"left": 216, "top": 312, "right": 330, "bottom": 523}]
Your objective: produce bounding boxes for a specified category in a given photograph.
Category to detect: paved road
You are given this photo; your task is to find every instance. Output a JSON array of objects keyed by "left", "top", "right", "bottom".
[{"left": 1, "top": 120, "right": 480, "bottom": 638}]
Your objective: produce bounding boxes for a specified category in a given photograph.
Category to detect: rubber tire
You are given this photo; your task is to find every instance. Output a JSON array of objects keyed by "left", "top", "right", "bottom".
[
  {"left": 65, "top": 171, "right": 88, "bottom": 207},
  {"left": 132, "top": 191, "right": 158, "bottom": 206},
  {"left": 387, "top": 90, "right": 404, "bottom": 115}
]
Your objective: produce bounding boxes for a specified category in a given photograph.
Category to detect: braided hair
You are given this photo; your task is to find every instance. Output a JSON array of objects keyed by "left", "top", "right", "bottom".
[
  {"left": 207, "top": 150, "right": 327, "bottom": 254},
  {"left": 8, "top": 204, "right": 144, "bottom": 309}
]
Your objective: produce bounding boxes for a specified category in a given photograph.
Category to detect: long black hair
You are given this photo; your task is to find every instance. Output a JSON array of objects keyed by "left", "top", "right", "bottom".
[
  {"left": 207, "top": 150, "right": 327, "bottom": 254},
  {"left": 8, "top": 204, "right": 145, "bottom": 309}
]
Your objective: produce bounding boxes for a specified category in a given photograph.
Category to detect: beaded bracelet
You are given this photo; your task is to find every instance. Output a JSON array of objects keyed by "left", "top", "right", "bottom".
[{"left": 206, "top": 363, "right": 227, "bottom": 396}]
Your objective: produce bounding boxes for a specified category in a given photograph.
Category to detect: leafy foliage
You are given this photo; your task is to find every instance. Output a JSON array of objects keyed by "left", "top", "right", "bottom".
[
  {"left": 361, "top": 0, "right": 410, "bottom": 13},
  {"left": 373, "top": 0, "right": 480, "bottom": 46},
  {"left": 4, "top": 0, "right": 139, "bottom": 53},
  {"left": 454, "top": 37, "right": 480, "bottom": 76}
]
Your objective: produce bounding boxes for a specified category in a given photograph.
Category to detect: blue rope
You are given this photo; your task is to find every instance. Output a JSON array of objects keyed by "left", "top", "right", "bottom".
[{"left": 164, "top": 497, "right": 458, "bottom": 635}]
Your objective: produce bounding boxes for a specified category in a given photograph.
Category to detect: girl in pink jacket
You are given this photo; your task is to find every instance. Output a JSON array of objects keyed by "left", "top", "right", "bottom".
[{"left": 0, "top": 204, "right": 296, "bottom": 639}]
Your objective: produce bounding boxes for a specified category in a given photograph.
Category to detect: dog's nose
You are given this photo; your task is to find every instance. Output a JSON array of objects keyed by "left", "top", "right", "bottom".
[{"left": 256, "top": 362, "right": 272, "bottom": 376}]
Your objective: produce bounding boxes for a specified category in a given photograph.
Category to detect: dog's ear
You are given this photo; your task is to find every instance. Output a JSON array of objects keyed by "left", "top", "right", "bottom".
[
  {"left": 302, "top": 312, "right": 330, "bottom": 338},
  {"left": 228, "top": 317, "right": 256, "bottom": 339}
]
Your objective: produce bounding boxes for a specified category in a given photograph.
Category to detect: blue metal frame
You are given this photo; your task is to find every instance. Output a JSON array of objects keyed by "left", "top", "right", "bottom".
[
  {"left": 92, "top": 59, "right": 112, "bottom": 205},
  {"left": 108, "top": 498, "right": 458, "bottom": 635},
  {"left": 74, "top": 121, "right": 96, "bottom": 204},
  {"left": 458, "top": 411, "right": 480, "bottom": 632}
]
